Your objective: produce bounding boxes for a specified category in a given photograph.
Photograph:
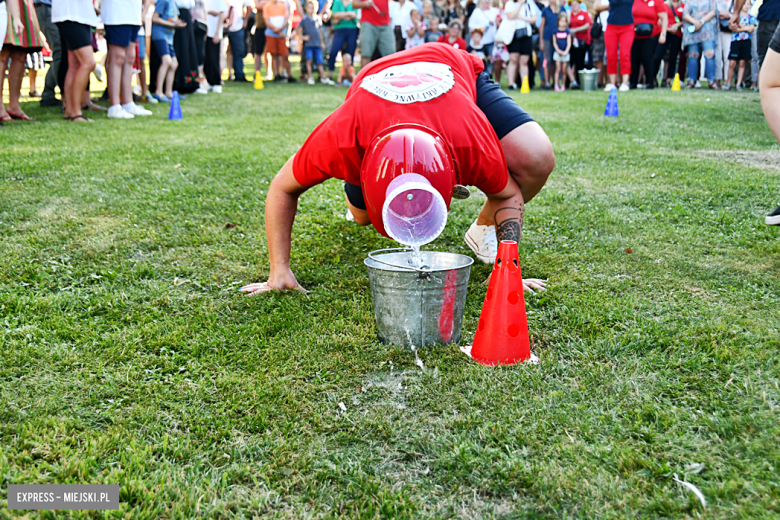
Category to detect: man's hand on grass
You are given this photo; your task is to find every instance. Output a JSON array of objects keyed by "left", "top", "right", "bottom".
[
  {"left": 482, "top": 273, "right": 547, "bottom": 293},
  {"left": 240, "top": 268, "right": 306, "bottom": 295}
]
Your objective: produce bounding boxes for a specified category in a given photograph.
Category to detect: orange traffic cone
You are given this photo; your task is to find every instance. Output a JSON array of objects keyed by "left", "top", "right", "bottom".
[{"left": 461, "top": 240, "right": 538, "bottom": 365}]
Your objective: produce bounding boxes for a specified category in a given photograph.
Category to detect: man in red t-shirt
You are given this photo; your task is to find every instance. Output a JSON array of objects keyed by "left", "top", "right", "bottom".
[
  {"left": 240, "top": 44, "right": 554, "bottom": 295},
  {"left": 569, "top": 0, "right": 592, "bottom": 79},
  {"left": 353, "top": 0, "right": 395, "bottom": 66}
]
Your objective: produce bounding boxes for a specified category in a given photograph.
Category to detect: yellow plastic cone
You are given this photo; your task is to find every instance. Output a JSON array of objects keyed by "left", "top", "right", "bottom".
[
  {"left": 254, "top": 71, "right": 264, "bottom": 90},
  {"left": 520, "top": 76, "right": 530, "bottom": 94},
  {"left": 671, "top": 73, "right": 681, "bottom": 91}
]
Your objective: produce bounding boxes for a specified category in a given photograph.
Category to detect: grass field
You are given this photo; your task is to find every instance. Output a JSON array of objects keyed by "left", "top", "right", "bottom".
[{"left": 1, "top": 72, "right": 780, "bottom": 519}]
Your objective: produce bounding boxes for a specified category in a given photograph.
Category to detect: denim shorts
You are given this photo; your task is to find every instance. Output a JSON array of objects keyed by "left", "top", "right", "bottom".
[
  {"left": 137, "top": 35, "right": 146, "bottom": 59},
  {"left": 304, "top": 46, "right": 324, "bottom": 65},
  {"left": 153, "top": 38, "right": 176, "bottom": 58},
  {"left": 105, "top": 24, "right": 140, "bottom": 47}
]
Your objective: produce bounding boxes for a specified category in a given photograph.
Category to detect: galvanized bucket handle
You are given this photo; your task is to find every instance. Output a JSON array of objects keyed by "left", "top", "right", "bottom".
[{"left": 367, "top": 247, "right": 435, "bottom": 273}]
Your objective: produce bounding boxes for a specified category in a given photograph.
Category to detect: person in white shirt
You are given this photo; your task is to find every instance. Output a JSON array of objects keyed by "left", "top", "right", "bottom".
[
  {"left": 468, "top": 0, "right": 499, "bottom": 73},
  {"left": 205, "top": 0, "right": 228, "bottom": 90},
  {"left": 226, "top": 0, "right": 250, "bottom": 80},
  {"left": 53, "top": 0, "right": 100, "bottom": 122},
  {"left": 103, "top": 0, "right": 153, "bottom": 118}
]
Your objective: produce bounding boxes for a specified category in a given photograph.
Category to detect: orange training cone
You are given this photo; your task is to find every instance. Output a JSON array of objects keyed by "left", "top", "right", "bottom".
[{"left": 461, "top": 240, "right": 538, "bottom": 365}]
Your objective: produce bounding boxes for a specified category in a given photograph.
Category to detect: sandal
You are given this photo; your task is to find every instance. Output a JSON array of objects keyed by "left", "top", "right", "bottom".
[
  {"left": 8, "top": 111, "right": 35, "bottom": 121},
  {"left": 65, "top": 114, "right": 94, "bottom": 123},
  {"left": 0, "top": 113, "right": 11, "bottom": 123},
  {"left": 82, "top": 101, "right": 106, "bottom": 111}
]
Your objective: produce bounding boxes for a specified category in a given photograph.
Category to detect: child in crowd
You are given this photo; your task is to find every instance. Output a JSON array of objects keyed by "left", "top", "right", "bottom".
[
  {"left": 552, "top": 13, "right": 571, "bottom": 91},
  {"left": 298, "top": 0, "right": 335, "bottom": 84},
  {"left": 264, "top": 0, "right": 293, "bottom": 82},
  {"left": 337, "top": 53, "right": 355, "bottom": 86},
  {"left": 152, "top": 0, "right": 186, "bottom": 101},
  {"left": 406, "top": 7, "right": 426, "bottom": 49},
  {"left": 421, "top": 0, "right": 433, "bottom": 25},
  {"left": 425, "top": 16, "right": 443, "bottom": 42},
  {"left": 725, "top": 0, "right": 756, "bottom": 91},
  {"left": 468, "top": 27, "right": 489, "bottom": 69},
  {"left": 492, "top": 41, "right": 509, "bottom": 83}
]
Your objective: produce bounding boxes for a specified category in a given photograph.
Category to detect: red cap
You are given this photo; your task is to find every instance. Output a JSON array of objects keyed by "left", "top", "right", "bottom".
[{"left": 361, "top": 124, "right": 456, "bottom": 239}]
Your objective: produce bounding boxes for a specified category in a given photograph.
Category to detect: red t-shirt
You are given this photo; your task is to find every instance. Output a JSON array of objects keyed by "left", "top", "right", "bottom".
[
  {"left": 570, "top": 9, "right": 592, "bottom": 44},
  {"left": 360, "top": 0, "right": 391, "bottom": 26},
  {"left": 436, "top": 34, "right": 468, "bottom": 51},
  {"left": 293, "top": 44, "right": 508, "bottom": 195},
  {"left": 632, "top": 0, "right": 666, "bottom": 38}
]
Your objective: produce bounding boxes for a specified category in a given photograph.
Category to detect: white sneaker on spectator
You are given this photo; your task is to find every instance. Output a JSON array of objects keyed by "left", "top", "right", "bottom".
[
  {"left": 694, "top": 80, "right": 702, "bottom": 88},
  {"left": 619, "top": 83, "right": 630, "bottom": 92},
  {"left": 107, "top": 105, "right": 134, "bottom": 119},
  {"left": 307, "top": 77, "right": 315, "bottom": 85},
  {"left": 123, "top": 103, "right": 152, "bottom": 116},
  {"left": 211, "top": 85, "right": 223, "bottom": 93},
  {"left": 93, "top": 63, "right": 105, "bottom": 82},
  {"left": 603, "top": 83, "right": 616, "bottom": 91},
  {"left": 321, "top": 77, "right": 335, "bottom": 85},
  {"left": 464, "top": 220, "right": 498, "bottom": 263},
  {"left": 195, "top": 86, "right": 209, "bottom": 94}
]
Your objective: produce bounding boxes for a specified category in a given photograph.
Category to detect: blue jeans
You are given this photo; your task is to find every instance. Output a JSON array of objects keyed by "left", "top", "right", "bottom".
[
  {"left": 304, "top": 46, "right": 324, "bottom": 65},
  {"left": 328, "top": 27, "right": 358, "bottom": 71},
  {"left": 686, "top": 40, "right": 715, "bottom": 82},
  {"left": 227, "top": 29, "right": 247, "bottom": 80}
]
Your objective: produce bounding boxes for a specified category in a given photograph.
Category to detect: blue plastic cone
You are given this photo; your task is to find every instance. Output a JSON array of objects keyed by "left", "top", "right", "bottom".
[
  {"left": 169, "top": 91, "right": 182, "bottom": 120},
  {"left": 604, "top": 88, "right": 618, "bottom": 117}
]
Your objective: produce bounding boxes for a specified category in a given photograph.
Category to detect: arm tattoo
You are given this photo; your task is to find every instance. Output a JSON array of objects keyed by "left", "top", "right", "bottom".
[{"left": 494, "top": 203, "right": 525, "bottom": 243}]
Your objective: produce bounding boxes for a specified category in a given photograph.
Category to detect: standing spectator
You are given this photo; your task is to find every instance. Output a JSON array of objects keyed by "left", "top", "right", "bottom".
[
  {"left": 715, "top": 0, "right": 731, "bottom": 87},
  {"left": 33, "top": 0, "right": 63, "bottom": 106},
  {"left": 653, "top": 0, "right": 683, "bottom": 87},
  {"left": 298, "top": 0, "right": 334, "bottom": 82},
  {"left": 191, "top": 0, "right": 209, "bottom": 91},
  {"left": 437, "top": 18, "right": 467, "bottom": 47},
  {"left": 174, "top": 0, "right": 203, "bottom": 91},
  {"left": 443, "top": 0, "right": 462, "bottom": 25},
  {"left": 469, "top": 0, "right": 498, "bottom": 74},
  {"left": 432, "top": 0, "right": 446, "bottom": 19},
  {"left": 504, "top": 0, "right": 536, "bottom": 90},
  {"left": 206, "top": 0, "right": 227, "bottom": 89},
  {"left": 1, "top": 0, "right": 25, "bottom": 123},
  {"left": 759, "top": 24, "right": 779, "bottom": 224},
  {"left": 53, "top": 0, "right": 98, "bottom": 122},
  {"left": 468, "top": 25, "right": 490, "bottom": 65},
  {"left": 264, "top": 0, "right": 292, "bottom": 80},
  {"left": 425, "top": 14, "right": 443, "bottom": 40},
  {"left": 539, "top": 0, "right": 563, "bottom": 88},
  {"left": 405, "top": 6, "right": 426, "bottom": 47},
  {"left": 152, "top": 0, "right": 186, "bottom": 101},
  {"left": 591, "top": 0, "right": 608, "bottom": 86},
  {"left": 725, "top": 0, "right": 755, "bottom": 88},
  {"left": 226, "top": 0, "right": 249, "bottom": 81},
  {"left": 394, "top": 0, "right": 416, "bottom": 50},
  {"left": 25, "top": 50, "right": 45, "bottom": 96},
  {"left": 569, "top": 0, "right": 592, "bottom": 80},
  {"left": 683, "top": 0, "right": 717, "bottom": 88},
  {"left": 552, "top": 11, "right": 570, "bottom": 89},
  {"left": 353, "top": 0, "right": 393, "bottom": 66},
  {"left": 596, "top": 0, "right": 635, "bottom": 91},
  {"left": 253, "top": 0, "right": 269, "bottom": 78},
  {"left": 1, "top": 0, "right": 43, "bottom": 121},
  {"left": 326, "top": 0, "right": 357, "bottom": 81},
  {"left": 629, "top": 0, "right": 666, "bottom": 88},
  {"left": 755, "top": 0, "right": 780, "bottom": 70}
]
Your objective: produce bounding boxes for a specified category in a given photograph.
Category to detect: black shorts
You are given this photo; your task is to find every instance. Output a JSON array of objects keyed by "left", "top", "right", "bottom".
[
  {"left": 345, "top": 182, "right": 366, "bottom": 210},
  {"left": 507, "top": 34, "right": 533, "bottom": 55},
  {"left": 57, "top": 21, "right": 93, "bottom": 51},
  {"left": 729, "top": 39, "right": 751, "bottom": 61},
  {"left": 475, "top": 71, "right": 535, "bottom": 140},
  {"left": 771, "top": 20, "right": 780, "bottom": 55},
  {"left": 105, "top": 24, "right": 140, "bottom": 47},
  {"left": 253, "top": 30, "right": 266, "bottom": 54}
]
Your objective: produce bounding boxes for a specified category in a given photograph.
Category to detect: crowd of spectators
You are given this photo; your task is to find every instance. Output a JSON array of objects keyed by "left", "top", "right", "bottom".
[{"left": 1, "top": 0, "right": 778, "bottom": 124}]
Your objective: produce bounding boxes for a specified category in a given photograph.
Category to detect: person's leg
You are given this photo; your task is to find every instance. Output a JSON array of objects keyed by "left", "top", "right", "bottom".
[
  {"left": 7, "top": 51, "right": 30, "bottom": 117},
  {"left": 751, "top": 30, "right": 759, "bottom": 84},
  {"left": 231, "top": 29, "right": 247, "bottom": 79},
  {"left": 328, "top": 28, "right": 346, "bottom": 74},
  {"left": 519, "top": 53, "right": 529, "bottom": 84},
  {"left": 715, "top": 32, "right": 725, "bottom": 83},
  {"left": 643, "top": 36, "right": 658, "bottom": 88},
  {"left": 156, "top": 54, "right": 171, "bottom": 95},
  {"left": 306, "top": 58, "right": 313, "bottom": 78},
  {"left": 555, "top": 60, "right": 560, "bottom": 88},
  {"left": 0, "top": 48, "right": 9, "bottom": 119},
  {"left": 28, "top": 68, "right": 39, "bottom": 95},
  {"left": 687, "top": 43, "right": 700, "bottom": 84},
  {"left": 737, "top": 59, "right": 746, "bottom": 86},
  {"left": 703, "top": 39, "right": 716, "bottom": 83},
  {"left": 629, "top": 37, "right": 642, "bottom": 87},
  {"left": 36, "top": 3, "right": 62, "bottom": 104},
  {"left": 507, "top": 52, "right": 519, "bottom": 87},
  {"left": 605, "top": 25, "right": 618, "bottom": 85},
  {"left": 68, "top": 46, "right": 96, "bottom": 119},
  {"left": 344, "top": 183, "right": 371, "bottom": 225},
  {"left": 542, "top": 40, "right": 552, "bottom": 86},
  {"left": 121, "top": 44, "right": 135, "bottom": 105},
  {"left": 618, "top": 24, "right": 634, "bottom": 85},
  {"left": 165, "top": 56, "right": 178, "bottom": 96},
  {"left": 360, "top": 23, "right": 376, "bottom": 67},
  {"left": 107, "top": 43, "right": 127, "bottom": 107},
  {"left": 757, "top": 20, "right": 780, "bottom": 69},
  {"left": 654, "top": 37, "right": 668, "bottom": 83},
  {"left": 727, "top": 58, "right": 736, "bottom": 86},
  {"left": 378, "top": 23, "right": 396, "bottom": 59},
  {"left": 668, "top": 34, "right": 682, "bottom": 80}
]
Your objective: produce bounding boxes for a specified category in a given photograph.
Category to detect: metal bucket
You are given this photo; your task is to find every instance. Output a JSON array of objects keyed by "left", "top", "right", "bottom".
[
  {"left": 365, "top": 248, "right": 474, "bottom": 350},
  {"left": 579, "top": 69, "right": 598, "bottom": 91}
]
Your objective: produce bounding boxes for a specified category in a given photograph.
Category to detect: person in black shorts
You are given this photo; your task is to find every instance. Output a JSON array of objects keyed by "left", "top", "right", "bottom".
[
  {"left": 54, "top": 18, "right": 98, "bottom": 122},
  {"left": 760, "top": 23, "right": 780, "bottom": 225}
]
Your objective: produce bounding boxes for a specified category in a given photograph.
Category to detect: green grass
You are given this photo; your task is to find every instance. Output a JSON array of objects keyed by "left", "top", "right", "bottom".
[{"left": 1, "top": 76, "right": 779, "bottom": 519}]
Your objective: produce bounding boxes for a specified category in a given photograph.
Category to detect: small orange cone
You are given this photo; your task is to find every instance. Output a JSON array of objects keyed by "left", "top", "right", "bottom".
[{"left": 461, "top": 240, "right": 538, "bottom": 365}]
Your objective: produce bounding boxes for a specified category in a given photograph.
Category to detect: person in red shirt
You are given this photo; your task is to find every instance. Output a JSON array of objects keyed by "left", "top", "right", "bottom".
[
  {"left": 437, "top": 19, "right": 468, "bottom": 50},
  {"left": 629, "top": 0, "right": 668, "bottom": 88},
  {"left": 353, "top": 0, "right": 394, "bottom": 67},
  {"left": 568, "top": 0, "right": 592, "bottom": 82},
  {"left": 240, "top": 43, "right": 554, "bottom": 296},
  {"left": 653, "top": 0, "right": 684, "bottom": 86}
]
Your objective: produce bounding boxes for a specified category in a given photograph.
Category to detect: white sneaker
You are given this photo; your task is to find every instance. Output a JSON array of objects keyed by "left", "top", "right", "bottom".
[
  {"left": 122, "top": 103, "right": 152, "bottom": 116},
  {"left": 195, "top": 86, "right": 209, "bottom": 94},
  {"left": 211, "top": 85, "right": 223, "bottom": 93},
  {"left": 107, "top": 105, "right": 134, "bottom": 119},
  {"left": 464, "top": 220, "right": 498, "bottom": 263},
  {"left": 604, "top": 83, "right": 616, "bottom": 92},
  {"left": 93, "top": 64, "right": 105, "bottom": 82},
  {"left": 694, "top": 80, "right": 702, "bottom": 88},
  {"left": 619, "top": 83, "right": 630, "bottom": 92},
  {"left": 321, "top": 77, "right": 335, "bottom": 85},
  {"left": 307, "top": 77, "right": 315, "bottom": 85},
  {"left": 345, "top": 208, "right": 355, "bottom": 221}
]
